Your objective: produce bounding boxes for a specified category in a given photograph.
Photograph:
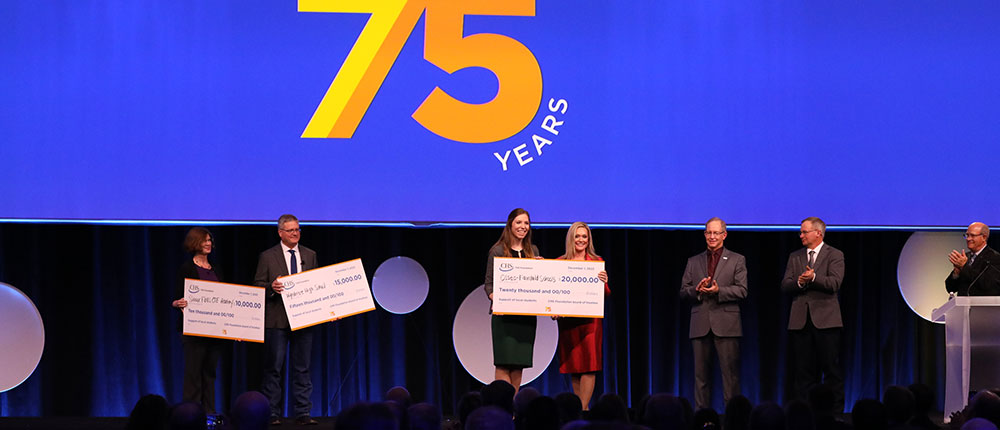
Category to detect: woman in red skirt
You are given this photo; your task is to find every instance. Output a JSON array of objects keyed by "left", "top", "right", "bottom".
[{"left": 556, "top": 221, "right": 610, "bottom": 410}]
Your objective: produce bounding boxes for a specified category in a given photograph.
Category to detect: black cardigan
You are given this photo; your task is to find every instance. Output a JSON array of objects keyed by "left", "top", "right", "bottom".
[{"left": 175, "top": 257, "right": 225, "bottom": 332}]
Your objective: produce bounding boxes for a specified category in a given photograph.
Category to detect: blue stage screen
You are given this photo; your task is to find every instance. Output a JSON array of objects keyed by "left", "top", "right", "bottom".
[{"left": 2, "top": 1, "right": 998, "bottom": 225}]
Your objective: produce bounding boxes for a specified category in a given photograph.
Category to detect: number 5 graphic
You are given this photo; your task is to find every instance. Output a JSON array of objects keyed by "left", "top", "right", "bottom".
[{"left": 299, "top": 0, "right": 542, "bottom": 144}]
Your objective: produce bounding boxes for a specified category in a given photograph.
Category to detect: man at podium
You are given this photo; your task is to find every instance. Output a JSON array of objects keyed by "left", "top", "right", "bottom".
[{"left": 946, "top": 222, "right": 1000, "bottom": 296}]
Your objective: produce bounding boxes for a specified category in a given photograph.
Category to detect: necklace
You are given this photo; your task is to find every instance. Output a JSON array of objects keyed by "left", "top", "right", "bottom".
[{"left": 193, "top": 257, "right": 211, "bottom": 269}]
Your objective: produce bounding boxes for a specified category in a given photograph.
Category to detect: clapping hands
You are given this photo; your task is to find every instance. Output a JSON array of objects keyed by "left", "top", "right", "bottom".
[{"left": 696, "top": 277, "right": 719, "bottom": 295}]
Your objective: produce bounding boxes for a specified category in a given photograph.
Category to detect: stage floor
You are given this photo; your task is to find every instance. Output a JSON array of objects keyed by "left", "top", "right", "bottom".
[
  {"left": 0, "top": 413, "right": 947, "bottom": 429},
  {"left": 0, "top": 416, "right": 338, "bottom": 430}
]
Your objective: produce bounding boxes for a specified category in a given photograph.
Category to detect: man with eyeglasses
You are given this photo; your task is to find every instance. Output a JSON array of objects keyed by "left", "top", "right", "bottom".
[
  {"left": 679, "top": 217, "right": 748, "bottom": 410},
  {"left": 945, "top": 222, "right": 1000, "bottom": 296},
  {"left": 781, "top": 216, "right": 845, "bottom": 411},
  {"left": 254, "top": 214, "right": 320, "bottom": 425}
]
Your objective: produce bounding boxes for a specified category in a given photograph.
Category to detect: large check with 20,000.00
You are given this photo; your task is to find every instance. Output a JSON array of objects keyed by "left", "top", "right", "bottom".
[
  {"left": 278, "top": 258, "right": 376, "bottom": 331},
  {"left": 492, "top": 257, "right": 605, "bottom": 318},
  {"left": 183, "top": 279, "right": 265, "bottom": 342}
]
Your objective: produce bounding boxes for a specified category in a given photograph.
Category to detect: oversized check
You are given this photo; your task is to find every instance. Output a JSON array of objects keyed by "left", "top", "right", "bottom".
[
  {"left": 278, "top": 258, "right": 376, "bottom": 330},
  {"left": 492, "top": 257, "right": 606, "bottom": 318},
  {"left": 183, "top": 279, "right": 265, "bottom": 342}
]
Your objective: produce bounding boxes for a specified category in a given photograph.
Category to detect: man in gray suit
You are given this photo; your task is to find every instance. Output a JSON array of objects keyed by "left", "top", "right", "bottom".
[
  {"left": 781, "top": 216, "right": 845, "bottom": 411},
  {"left": 254, "top": 214, "right": 320, "bottom": 425},
  {"left": 679, "top": 217, "right": 748, "bottom": 410}
]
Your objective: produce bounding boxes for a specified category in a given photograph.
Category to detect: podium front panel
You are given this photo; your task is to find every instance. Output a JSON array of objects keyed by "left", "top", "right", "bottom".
[{"left": 969, "top": 307, "right": 1000, "bottom": 391}]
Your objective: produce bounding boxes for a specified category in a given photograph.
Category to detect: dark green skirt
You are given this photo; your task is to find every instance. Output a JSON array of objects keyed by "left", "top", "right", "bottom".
[{"left": 491, "top": 314, "right": 536, "bottom": 368}]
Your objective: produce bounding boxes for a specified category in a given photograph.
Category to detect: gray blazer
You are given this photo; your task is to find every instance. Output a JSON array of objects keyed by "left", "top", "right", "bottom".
[
  {"left": 254, "top": 243, "right": 319, "bottom": 329},
  {"left": 780, "top": 244, "right": 845, "bottom": 330},
  {"left": 679, "top": 248, "right": 748, "bottom": 338}
]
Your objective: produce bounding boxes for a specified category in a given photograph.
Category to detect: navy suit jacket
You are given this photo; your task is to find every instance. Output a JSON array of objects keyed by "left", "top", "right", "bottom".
[{"left": 945, "top": 246, "right": 1000, "bottom": 296}]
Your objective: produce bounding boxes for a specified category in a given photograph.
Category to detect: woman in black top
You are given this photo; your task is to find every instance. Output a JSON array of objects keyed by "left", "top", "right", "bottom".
[{"left": 172, "top": 227, "right": 226, "bottom": 414}]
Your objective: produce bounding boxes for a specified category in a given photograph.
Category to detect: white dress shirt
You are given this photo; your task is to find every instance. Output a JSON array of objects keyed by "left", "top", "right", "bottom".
[
  {"left": 280, "top": 242, "right": 303, "bottom": 274},
  {"left": 798, "top": 241, "right": 825, "bottom": 287}
]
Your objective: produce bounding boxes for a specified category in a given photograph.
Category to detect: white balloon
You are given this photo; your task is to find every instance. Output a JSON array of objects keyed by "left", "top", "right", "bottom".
[
  {"left": 0, "top": 282, "right": 45, "bottom": 392},
  {"left": 897, "top": 232, "right": 967, "bottom": 323},
  {"left": 372, "top": 256, "right": 430, "bottom": 314},
  {"left": 452, "top": 285, "right": 558, "bottom": 385}
]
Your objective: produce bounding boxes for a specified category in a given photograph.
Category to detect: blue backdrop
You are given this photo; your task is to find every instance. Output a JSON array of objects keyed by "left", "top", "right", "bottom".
[{"left": 3, "top": 1, "right": 999, "bottom": 224}]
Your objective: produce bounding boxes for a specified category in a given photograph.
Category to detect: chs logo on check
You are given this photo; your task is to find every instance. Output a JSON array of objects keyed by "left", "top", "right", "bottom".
[
  {"left": 282, "top": 281, "right": 296, "bottom": 290},
  {"left": 499, "top": 262, "right": 514, "bottom": 272},
  {"left": 187, "top": 285, "right": 200, "bottom": 294}
]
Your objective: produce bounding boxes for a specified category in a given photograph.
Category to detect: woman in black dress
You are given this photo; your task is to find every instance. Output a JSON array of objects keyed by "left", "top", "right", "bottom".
[
  {"left": 171, "top": 227, "right": 226, "bottom": 414},
  {"left": 483, "top": 208, "right": 540, "bottom": 391}
]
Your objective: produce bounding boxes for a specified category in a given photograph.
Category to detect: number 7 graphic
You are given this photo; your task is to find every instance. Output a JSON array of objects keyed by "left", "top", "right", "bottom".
[{"left": 299, "top": 0, "right": 543, "bottom": 144}]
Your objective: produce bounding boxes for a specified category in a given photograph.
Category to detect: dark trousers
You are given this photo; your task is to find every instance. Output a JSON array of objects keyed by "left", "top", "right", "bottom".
[
  {"left": 692, "top": 333, "right": 740, "bottom": 410},
  {"left": 262, "top": 327, "right": 314, "bottom": 418},
  {"left": 790, "top": 317, "right": 844, "bottom": 411},
  {"left": 182, "top": 336, "right": 224, "bottom": 414}
]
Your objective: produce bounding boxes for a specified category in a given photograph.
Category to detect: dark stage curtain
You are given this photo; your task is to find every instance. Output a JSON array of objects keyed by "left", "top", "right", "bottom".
[{"left": 0, "top": 223, "right": 952, "bottom": 417}]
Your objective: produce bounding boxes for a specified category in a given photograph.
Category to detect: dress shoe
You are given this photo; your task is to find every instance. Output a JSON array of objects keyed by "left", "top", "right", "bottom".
[
  {"left": 296, "top": 416, "right": 319, "bottom": 425},
  {"left": 270, "top": 417, "right": 282, "bottom": 426}
]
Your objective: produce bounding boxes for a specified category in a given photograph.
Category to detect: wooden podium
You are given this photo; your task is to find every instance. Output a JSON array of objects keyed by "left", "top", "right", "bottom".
[{"left": 932, "top": 296, "right": 1000, "bottom": 421}]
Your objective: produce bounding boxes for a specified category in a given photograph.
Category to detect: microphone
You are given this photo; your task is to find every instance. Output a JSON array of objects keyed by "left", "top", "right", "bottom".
[{"left": 967, "top": 259, "right": 1000, "bottom": 296}]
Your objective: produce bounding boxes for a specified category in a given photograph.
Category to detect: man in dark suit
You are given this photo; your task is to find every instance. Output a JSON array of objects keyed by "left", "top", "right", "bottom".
[
  {"left": 946, "top": 222, "right": 1000, "bottom": 296},
  {"left": 254, "top": 214, "right": 319, "bottom": 426},
  {"left": 679, "top": 217, "right": 748, "bottom": 410},
  {"left": 781, "top": 216, "right": 845, "bottom": 411}
]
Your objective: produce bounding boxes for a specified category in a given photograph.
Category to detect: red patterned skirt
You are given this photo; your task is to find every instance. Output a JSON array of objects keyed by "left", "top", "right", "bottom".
[{"left": 557, "top": 317, "right": 603, "bottom": 374}]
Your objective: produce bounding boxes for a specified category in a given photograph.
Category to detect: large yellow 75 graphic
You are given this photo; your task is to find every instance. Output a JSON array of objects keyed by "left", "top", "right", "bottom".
[{"left": 299, "top": 0, "right": 543, "bottom": 144}]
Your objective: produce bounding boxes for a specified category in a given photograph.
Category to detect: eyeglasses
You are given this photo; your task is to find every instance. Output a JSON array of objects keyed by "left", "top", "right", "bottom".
[
  {"left": 800, "top": 229, "right": 817, "bottom": 235},
  {"left": 964, "top": 233, "right": 984, "bottom": 239},
  {"left": 280, "top": 228, "right": 301, "bottom": 233},
  {"left": 704, "top": 231, "right": 726, "bottom": 237}
]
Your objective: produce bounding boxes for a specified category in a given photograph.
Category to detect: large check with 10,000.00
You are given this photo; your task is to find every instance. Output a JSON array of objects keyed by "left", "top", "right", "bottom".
[
  {"left": 278, "top": 258, "right": 376, "bottom": 331},
  {"left": 492, "top": 257, "right": 605, "bottom": 318},
  {"left": 183, "top": 279, "right": 265, "bottom": 342}
]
